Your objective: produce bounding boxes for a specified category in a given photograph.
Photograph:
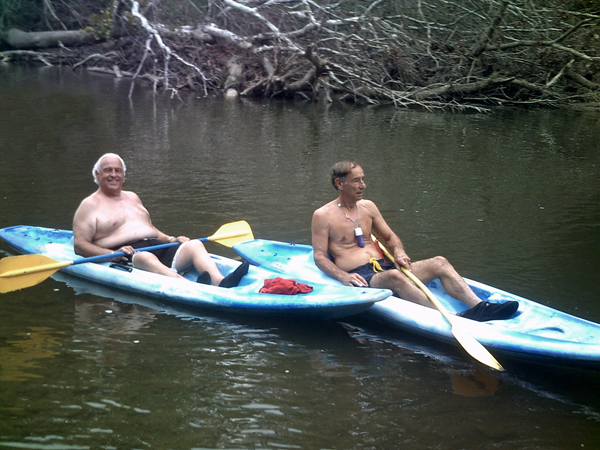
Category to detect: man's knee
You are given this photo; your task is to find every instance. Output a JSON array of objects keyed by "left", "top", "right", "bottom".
[
  {"left": 431, "top": 255, "right": 449, "bottom": 268},
  {"left": 428, "top": 256, "right": 456, "bottom": 277},
  {"left": 179, "top": 240, "right": 208, "bottom": 260},
  {"left": 132, "top": 251, "right": 161, "bottom": 267},
  {"left": 184, "top": 240, "right": 206, "bottom": 253}
]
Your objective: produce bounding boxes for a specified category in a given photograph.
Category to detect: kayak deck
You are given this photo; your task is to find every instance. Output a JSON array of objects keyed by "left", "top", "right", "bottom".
[
  {"left": 234, "top": 239, "right": 600, "bottom": 368},
  {"left": 0, "top": 226, "right": 392, "bottom": 319}
]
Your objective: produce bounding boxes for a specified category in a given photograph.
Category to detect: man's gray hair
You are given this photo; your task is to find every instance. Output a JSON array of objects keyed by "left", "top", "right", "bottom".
[
  {"left": 92, "top": 153, "right": 127, "bottom": 185},
  {"left": 330, "top": 161, "right": 359, "bottom": 190}
]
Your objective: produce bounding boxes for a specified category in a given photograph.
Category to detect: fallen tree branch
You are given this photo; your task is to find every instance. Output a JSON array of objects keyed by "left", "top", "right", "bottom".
[
  {"left": 0, "top": 49, "right": 54, "bottom": 65},
  {"left": 566, "top": 70, "right": 600, "bottom": 90},
  {"left": 73, "top": 52, "right": 118, "bottom": 69},
  {"left": 203, "top": 24, "right": 254, "bottom": 50},
  {"left": 470, "top": 0, "right": 510, "bottom": 58},
  {"left": 5, "top": 0, "right": 595, "bottom": 109},
  {"left": 43, "top": 0, "right": 68, "bottom": 31},
  {"left": 4, "top": 28, "right": 96, "bottom": 49},
  {"left": 131, "top": 0, "right": 209, "bottom": 95},
  {"left": 86, "top": 65, "right": 162, "bottom": 85},
  {"left": 223, "top": 0, "right": 299, "bottom": 50},
  {"left": 129, "top": 36, "right": 154, "bottom": 98},
  {"left": 509, "top": 78, "right": 562, "bottom": 98},
  {"left": 547, "top": 59, "right": 574, "bottom": 88},
  {"left": 483, "top": 16, "right": 600, "bottom": 62},
  {"left": 411, "top": 75, "right": 514, "bottom": 100}
]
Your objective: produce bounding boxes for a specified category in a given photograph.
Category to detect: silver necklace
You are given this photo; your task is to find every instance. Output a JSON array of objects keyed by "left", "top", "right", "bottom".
[
  {"left": 338, "top": 203, "right": 359, "bottom": 226},
  {"left": 337, "top": 202, "right": 365, "bottom": 247}
]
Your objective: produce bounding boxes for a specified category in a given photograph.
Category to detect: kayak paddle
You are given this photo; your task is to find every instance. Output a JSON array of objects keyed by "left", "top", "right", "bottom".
[
  {"left": 0, "top": 220, "right": 254, "bottom": 294},
  {"left": 372, "top": 235, "right": 504, "bottom": 371}
]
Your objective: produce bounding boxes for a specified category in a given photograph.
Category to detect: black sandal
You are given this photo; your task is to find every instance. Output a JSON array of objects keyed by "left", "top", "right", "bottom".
[{"left": 457, "top": 301, "right": 519, "bottom": 322}]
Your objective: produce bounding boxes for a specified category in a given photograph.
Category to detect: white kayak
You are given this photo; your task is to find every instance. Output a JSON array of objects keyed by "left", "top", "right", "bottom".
[
  {"left": 0, "top": 226, "right": 392, "bottom": 319},
  {"left": 233, "top": 239, "right": 600, "bottom": 369}
]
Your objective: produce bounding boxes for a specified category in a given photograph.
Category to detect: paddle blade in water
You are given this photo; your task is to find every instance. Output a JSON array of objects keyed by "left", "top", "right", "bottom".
[
  {"left": 209, "top": 220, "right": 254, "bottom": 247},
  {"left": 0, "top": 254, "right": 68, "bottom": 293},
  {"left": 451, "top": 324, "right": 504, "bottom": 371}
]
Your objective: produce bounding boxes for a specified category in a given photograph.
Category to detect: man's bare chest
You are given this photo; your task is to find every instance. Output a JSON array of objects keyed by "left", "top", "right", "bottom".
[
  {"left": 331, "top": 213, "right": 372, "bottom": 239},
  {"left": 94, "top": 200, "right": 150, "bottom": 234}
]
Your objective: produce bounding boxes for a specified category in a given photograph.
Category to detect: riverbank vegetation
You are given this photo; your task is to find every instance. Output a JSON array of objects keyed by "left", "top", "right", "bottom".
[{"left": 1, "top": 0, "right": 598, "bottom": 110}]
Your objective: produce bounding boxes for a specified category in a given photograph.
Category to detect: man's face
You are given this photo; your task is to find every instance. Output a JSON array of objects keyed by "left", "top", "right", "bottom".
[
  {"left": 341, "top": 165, "right": 366, "bottom": 200},
  {"left": 97, "top": 156, "right": 124, "bottom": 194}
]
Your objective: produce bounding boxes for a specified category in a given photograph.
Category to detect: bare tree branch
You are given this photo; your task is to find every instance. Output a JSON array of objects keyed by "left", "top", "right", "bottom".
[{"left": 2, "top": 0, "right": 597, "bottom": 109}]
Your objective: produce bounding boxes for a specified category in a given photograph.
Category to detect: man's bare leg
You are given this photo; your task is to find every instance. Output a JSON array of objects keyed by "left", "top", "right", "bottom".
[
  {"left": 371, "top": 256, "right": 518, "bottom": 321},
  {"left": 410, "top": 256, "right": 481, "bottom": 307},
  {"left": 370, "top": 270, "right": 431, "bottom": 307},
  {"left": 133, "top": 252, "right": 184, "bottom": 279},
  {"left": 370, "top": 256, "right": 481, "bottom": 308},
  {"left": 174, "top": 241, "right": 224, "bottom": 285}
]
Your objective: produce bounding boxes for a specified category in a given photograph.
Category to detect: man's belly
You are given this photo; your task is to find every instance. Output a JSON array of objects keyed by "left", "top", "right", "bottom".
[
  {"left": 331, "top": 245, "right": 382, "bottom": 272},
  {"left": 93, "top": 222, "right": 158, "bottom": 249}
]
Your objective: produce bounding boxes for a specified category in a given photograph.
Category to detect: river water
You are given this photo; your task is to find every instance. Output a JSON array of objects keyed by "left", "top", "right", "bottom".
[{"left": 0, "top": 65, "right": 598, "bottom": 449}]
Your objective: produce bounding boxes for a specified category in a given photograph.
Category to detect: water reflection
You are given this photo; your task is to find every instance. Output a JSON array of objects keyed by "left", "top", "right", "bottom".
[
  {"left": 0, "top": 66, "right": 598, "bottom": 449},
  {"left": 0, "top": 268, "right": 597, "bottom": 449},
  {"left": 449, "top": 371, "right": 500, "bottom": 397},
  {"left": 0, "top": 327, "right": 62, "bottom": 381},
  {"left": 73, "top": 300, "right": 158, "bottom": 368},
  {"left": 343, "top": 323, "right": 501, "bottom": 398}
]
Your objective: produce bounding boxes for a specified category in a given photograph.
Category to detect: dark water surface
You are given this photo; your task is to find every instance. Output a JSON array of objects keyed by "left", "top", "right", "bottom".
[{"left": 0, "top": 66, "right": 598, "bottom": 449}]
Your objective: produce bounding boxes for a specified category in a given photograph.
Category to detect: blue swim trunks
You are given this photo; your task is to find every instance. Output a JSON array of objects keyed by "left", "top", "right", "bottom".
[{"left": 348, "top": 259, "right": 396, "bottom": 285}]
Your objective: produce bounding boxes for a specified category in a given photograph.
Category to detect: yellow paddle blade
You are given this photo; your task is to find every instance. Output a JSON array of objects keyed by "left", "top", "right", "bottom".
[
  {"left": 450, "top": 323, "right": 504, "bottom": 371},
  {"left": 208, "top": 220, "right": 254, "bottom": 247},
  {"left": 0, "top": 254, "right": 69, "bottom": 293}
]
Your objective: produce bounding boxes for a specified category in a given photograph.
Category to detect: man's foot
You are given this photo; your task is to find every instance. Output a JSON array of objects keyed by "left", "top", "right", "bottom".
[
  {"left": 219, "top": 261, "right": 250, "bottom": 288},
  {"left": 457, "top": 301, "right": 519, "bottom": 322},
  {"left": 196, "top": 271, "right": 211, "bottom": 285}
]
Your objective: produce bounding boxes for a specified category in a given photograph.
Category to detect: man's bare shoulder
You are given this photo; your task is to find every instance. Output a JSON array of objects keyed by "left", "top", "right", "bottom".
[
  {"left": 359, "top": 199, "right": 381, "bottom": 216},
  {"left": 120, "top": 190, "right": 143, "bottom": 203},
  {"left": 76, "top": 190, "right": 102, "bottom": 211},
  {"left": 313, "top": 200, "right": 337, "bottom": 216},
  {"left": 313, "top": 202, "right": 339, "bottom": 230},
  {"left": 358, "top": 198, "right": 377, "bottom": 209}
]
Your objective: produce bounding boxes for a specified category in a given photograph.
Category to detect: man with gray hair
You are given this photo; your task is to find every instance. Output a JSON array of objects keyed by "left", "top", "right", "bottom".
[
  {"left": 311, "top": 161, "right": 518, "bottom": 321},
  {"left": 91, "top": 152, "right": 127, "bottom": 185},
  {"left": 73, "top": 153, "right": 248, "bottom": 287}
]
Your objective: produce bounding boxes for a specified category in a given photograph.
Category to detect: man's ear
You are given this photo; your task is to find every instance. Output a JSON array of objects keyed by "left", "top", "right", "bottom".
[{"left": 335, "top": 178, "right": 344, "bottom": 190}]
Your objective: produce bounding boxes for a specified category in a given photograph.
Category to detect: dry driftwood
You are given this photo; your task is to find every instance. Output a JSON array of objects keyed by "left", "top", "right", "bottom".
[
  {"left": 1, "top": 0, "right": 598, "bottom": 110},
  {"left": 4, "top": 28, "right": 96, "bottom": 49}
]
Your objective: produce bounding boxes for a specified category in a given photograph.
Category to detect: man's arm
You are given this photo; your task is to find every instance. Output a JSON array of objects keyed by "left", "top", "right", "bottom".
[
  {"left": 369, "top": 203, "right": 411, "bottom": 270},
  {"left": 73, "top": 199, "right": 102, "bottom": 257},
  {"left": 311, "top": 209, "right": 368, "bottom": 287},
  {"left": 72, "top": 198, "right": 129, "bottom": 258}
]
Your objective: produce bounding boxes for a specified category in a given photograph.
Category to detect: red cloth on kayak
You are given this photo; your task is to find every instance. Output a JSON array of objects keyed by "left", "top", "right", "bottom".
[{"left": 259, "top": 277, "right": 314, "bottom": 295}]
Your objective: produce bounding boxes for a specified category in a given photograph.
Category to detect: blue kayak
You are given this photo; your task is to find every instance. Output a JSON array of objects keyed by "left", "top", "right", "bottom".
[
  {"left": 0, "top": 226, "right": 391, "bottom": 319},
  {"left": 234, "top": 239, "right": 600, "bottom": 369}
]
